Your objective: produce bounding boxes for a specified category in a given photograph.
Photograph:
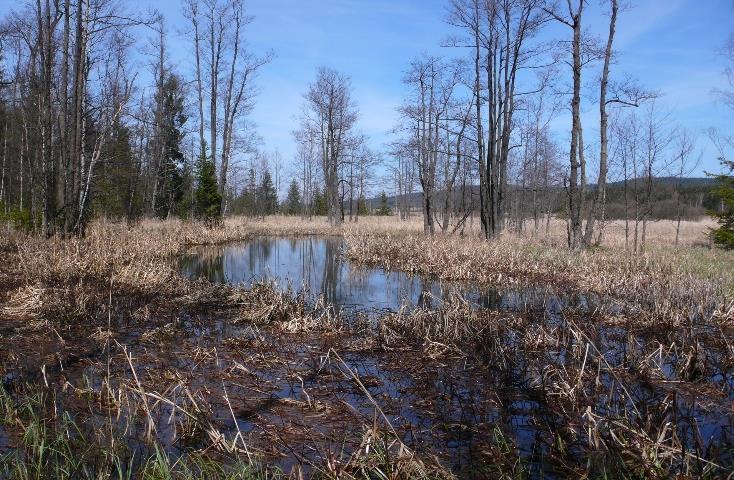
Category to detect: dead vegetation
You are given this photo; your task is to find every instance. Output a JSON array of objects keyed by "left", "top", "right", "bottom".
[
  {"left": 0, "top": 217, "right": 733, "bottom": 478},
  {"left": 374, "top": 296, "right": 734, "bottom": 477},
  {"left": 345, "top": 231, "right": 733, "bottom": 326}
]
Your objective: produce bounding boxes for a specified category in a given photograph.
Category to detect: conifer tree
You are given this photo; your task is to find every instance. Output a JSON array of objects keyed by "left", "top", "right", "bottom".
[
  {"left": 357, "top": 194, "right": 368, "bottom": 216},
  {"left": 285, "top": 179, "right": 302, "bottom": 215},
  {"left": 153, "top": 74, "right": 188, "bottom": 219},
  {"left": 375, "top": 191, "right": 392, "bottom": 216},
  {"left": 93, "top": 122, "right": 137, "bottom": 219},
  {"left": 241, "top": 167, "right": 258, "bottom": 217},
  {"left": 312, "top": 187, "right": 328, "bottom": 216},
  {"left": 711, "top": 159, "right": 734, "bottom": 249},
  {"left": 194, "top": 144, "right": 221, "bottom": 225},
  {"left": 258, "top": 169, "right": 278, "bottom": 215}
]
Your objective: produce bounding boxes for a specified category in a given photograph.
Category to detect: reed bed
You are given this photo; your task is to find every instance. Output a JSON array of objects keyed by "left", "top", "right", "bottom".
[
  {"left": 0, "top": 219, "right": 452, "bottom": 478},
  {"left": 345, "top": 231, "right": 734, "bottom": 326},
  {"left": 373, "top": 295, "right": 734, "bottom": 478},
  {"left": 0, "top": 216, "right": 732, "bottom": 478}
]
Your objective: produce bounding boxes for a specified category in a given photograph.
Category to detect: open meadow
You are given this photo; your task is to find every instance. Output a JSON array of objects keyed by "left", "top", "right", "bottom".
[{"left": 0, "top": 216, "right": 732, "bottom": 479}]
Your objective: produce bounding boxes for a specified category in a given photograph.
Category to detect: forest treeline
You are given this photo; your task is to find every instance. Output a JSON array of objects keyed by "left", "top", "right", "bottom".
[
  {"left": 384, "top": 177, "right": 722, "bottom": 222},
  {"left": 0, "top": 0, "right": 732, "bottom": 249}
]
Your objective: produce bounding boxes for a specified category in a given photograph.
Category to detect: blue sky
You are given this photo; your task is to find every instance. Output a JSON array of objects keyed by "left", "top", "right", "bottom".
[
  {"left": 3, "top": 0, "right": 733, "bottom": 179},
  {"left": 209, "top": 0, "right": 733, "bottom": 178}
]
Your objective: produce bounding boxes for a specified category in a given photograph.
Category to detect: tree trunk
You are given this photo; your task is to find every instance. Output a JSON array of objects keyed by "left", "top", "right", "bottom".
[
  {"left": 568, "top": 5, "right": 584, "bottom": 249},
  {"left": 584, "top": 0, "right": 617, "bottom": 247}
]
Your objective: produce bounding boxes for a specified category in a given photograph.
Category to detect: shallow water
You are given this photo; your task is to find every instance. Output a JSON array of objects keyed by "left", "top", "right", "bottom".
[
  {"left": 0, "top": 425, "right": 8, "bottom": 453},
  {"left": 119, "top": 235, "right": 732, "bottom": 474},
  {"left": 0, "top": 233, "right": 729, "bottom": 477},
  {"left": 179, "top": 236, "right": 609, "bottom": 316}
]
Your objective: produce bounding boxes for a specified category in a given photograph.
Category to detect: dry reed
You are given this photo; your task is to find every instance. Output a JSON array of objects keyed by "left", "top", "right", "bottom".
[{"left": 0, "top": 215, "right": 732, "bottom": 478}]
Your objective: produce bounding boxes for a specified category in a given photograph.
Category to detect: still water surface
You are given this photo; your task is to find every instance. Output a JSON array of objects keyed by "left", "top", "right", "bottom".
[{"left": 179, "top": 235, "right": 598, "bottom": 315}]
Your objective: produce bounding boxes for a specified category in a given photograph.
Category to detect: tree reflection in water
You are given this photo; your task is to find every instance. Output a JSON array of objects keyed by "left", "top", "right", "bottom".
[
  {"left": 179, "top": 236, "right": 607, "bottom": 316},
  {"left": 180, "top": 236, "right": 455, "bottom": 313}
]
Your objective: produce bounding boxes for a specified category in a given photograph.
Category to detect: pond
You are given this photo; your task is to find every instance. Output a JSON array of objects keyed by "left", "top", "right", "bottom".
[
  {"left": 173, "top": 236, "right": 734, "bottom": 476},
  {"left": 179, "top": 236, "right": 607, "bottom": 316}
]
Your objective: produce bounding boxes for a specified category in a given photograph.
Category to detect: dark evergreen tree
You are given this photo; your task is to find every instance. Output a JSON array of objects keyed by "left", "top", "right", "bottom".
[
  {"left": 710, "top": 159, "right": 734, "bottom": 249},
  {"left": 194, "top": 143, "right": 221, "bottom": 225},
  {"left": 244, "top": 167, "right": 258, "bottom": 216},
  {"left": 258, "top": 169, "right": 278, "bottom": 215},
  {"left": 312, "top": 186, "right": 328, "bottom": 216},
  {"left": 285, "top": 178, "right": 302, "bottom": 215},
  {"left": 154, "top": 74, "right": 188, "bottom": 219},
  {"left": 357, "top": 194, "right": 368, "bottom": 216},
  {"left": 93, "top": 122, "right": 140, "bottom": 220},
  {"left": 375, "top": 191, "right": 392, "bottom": 216}
]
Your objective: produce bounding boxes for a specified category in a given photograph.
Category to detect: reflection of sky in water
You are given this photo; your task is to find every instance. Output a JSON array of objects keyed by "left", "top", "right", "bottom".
[
  {"left": 175, "top": 237, "right": 733, "bottom": 471},
  {"left": 179, "top": 236, "right": 615, "bottom": 316},
  {"left": 180, "top": 236, "right": 448, "bottom": 312}
]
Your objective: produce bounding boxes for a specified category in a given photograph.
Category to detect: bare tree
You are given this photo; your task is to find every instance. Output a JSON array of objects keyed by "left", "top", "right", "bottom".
[
  {"left": 399, "top": 56, "right": 463, "bottom": 234},
  {"left": 293, "top": 131, "right": 318, "bottom": 219},
  {"left": 545, "top": 0, "right": 589, "bottom": 248},
  {"left": 448, "top": 0, "right": 547, "bottom": 239},
  {"left": 613, "top": 104, "right": 673, "bottom": 253},
  {"left": 582, "top": 0, "right": 618, "bottom": 246},
  {"left": 184, "top": 0, "right": 270, "bottom": 215},
  {"left": 672, "top": 131, "right": 699, "bottom": 245},
  {"left": 298, "top": 67, "right": 358, "bottom": 226},
  {"left": 437, "top": 97, "right": 474, "bottom": 233},
  {"left": 1, "top": 0, "right": 151, "bottom": 235},
  {"left": 388, "top": 139, "right": 417, "bottom": 221}
]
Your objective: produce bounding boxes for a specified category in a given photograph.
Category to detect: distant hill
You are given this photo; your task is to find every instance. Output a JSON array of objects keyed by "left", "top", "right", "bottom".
[
  {"left": 369, "top": 177, "right": 721, "bottom": 221},
  {"left": 606, "top": 177, "right": 716, "bottom": 188}
]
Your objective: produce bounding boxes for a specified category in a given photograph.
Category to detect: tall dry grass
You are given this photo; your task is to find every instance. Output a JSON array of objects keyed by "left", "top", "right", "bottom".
[
  {"left": 1, "top": 216, "right": 732, "bottom": 477},
  {"left": 272, "top": 213, "right": 716, "bottom": 248},
  {"left": 336, "top": 216, "right": 732, "bottom": 324},
  {"left": 3, "top": 215, "right": 731, "bottom": 325}
]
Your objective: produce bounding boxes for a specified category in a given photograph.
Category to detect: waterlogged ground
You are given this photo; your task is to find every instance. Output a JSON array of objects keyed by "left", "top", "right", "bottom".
[
  {"left": 174, "top": 236, "right": 734, "bottom": 475},
  {"left": 1, "top": 234, "right": 732, "bottom": 478},
  {"left": 36, "top": 293, "right": 734, "bottom": 477},
  {"left": 64, "top": 322, "right": 536, "bottom": 475}
]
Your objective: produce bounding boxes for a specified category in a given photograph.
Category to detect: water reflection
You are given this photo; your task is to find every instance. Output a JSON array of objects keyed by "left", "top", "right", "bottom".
[
  {"left": 179, "top": 236, "right": 613, "bottom": 315},
  {"left": 180, "top": 236, "right": 448, "bottom": 313}
]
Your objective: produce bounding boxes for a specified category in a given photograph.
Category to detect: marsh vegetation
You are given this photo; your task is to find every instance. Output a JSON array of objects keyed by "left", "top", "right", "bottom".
[
  {"left": 1, "top": 0, "right": 734, "bottom": 477},
  {"left": 0, "top": 217, "right": 732, "bottom": 478}
]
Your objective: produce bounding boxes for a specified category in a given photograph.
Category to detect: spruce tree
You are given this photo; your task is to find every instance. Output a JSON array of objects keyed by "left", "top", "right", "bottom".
[
  {"left": 258, "top": 169, "right": 278, "bottom": 215},
  {"left": 194, "top": 143, "right": 221, "bottom": 225},
  {"left": 357, "top": 194, "right": 368, "bottom": 216},
  {"left": 285, "top": 179, "right": 302, "bottom": 215},
  {"left": 710, "top": 159, "right": 734, "bottom": 249},
  {"left": 312, "top": 187, "right": 328, "bottom": 216},
  {"left": 376, "top": 191, "right": 392, "bottom": 216},
  {"left": 93, "top": 122, "right": 137, "bottom": 219},
  {"left": 244, "top": 168, "right": 258, "bottom": 217},
  {"left": 154, "top": 73, "right": 188, "bottom": 219}
]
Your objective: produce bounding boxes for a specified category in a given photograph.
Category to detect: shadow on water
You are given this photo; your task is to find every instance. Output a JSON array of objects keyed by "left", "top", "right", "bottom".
[
  {"left": 0, "top": 425, "right": 9, "bottom": 454},
  {"left": 179, "top": 236, "right": 616, "bottom": 317}
]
